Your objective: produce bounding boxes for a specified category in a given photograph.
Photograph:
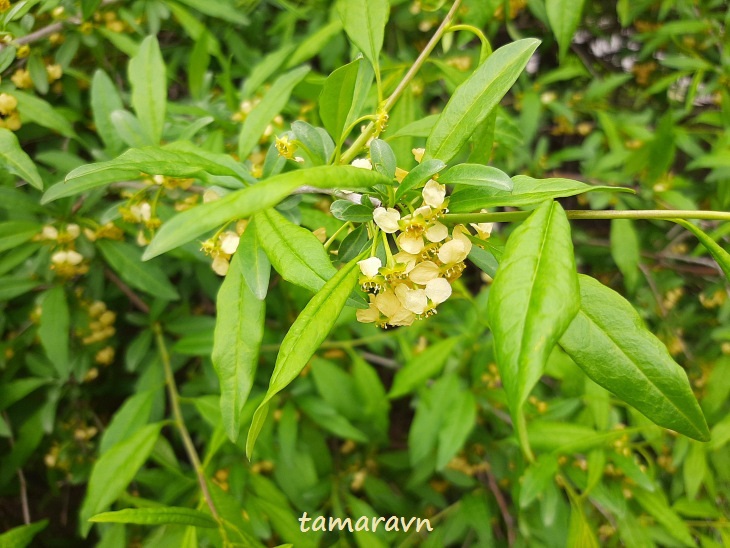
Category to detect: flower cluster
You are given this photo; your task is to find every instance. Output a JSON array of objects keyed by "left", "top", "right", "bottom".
[
  {"left": 0, "top": 92, "right": 21, "bottom": 131},
  {"left": 201, "top": 221, "right": 247, "bottom": 276},
  {"left": 35, "top": 223, "right": 89, "bottom": 278},
  {"left": 356, "top": 180, "right": 474, "bottom": 328}
]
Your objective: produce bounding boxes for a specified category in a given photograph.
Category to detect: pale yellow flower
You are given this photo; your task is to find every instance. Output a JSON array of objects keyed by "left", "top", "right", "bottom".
[
  {"left": 351, "top": 158, "right": 372, "bottom": 170},
  {"left": 422, "top": 180, "right": 446, "bottom": 208},
  {"left": 373, "top": 207, "right": 401, "bottom": 233}
]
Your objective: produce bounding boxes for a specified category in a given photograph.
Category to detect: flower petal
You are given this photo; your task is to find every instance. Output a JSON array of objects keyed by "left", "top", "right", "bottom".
[{"left": 426, "top": 277, "right": 452, "bottom": 304}]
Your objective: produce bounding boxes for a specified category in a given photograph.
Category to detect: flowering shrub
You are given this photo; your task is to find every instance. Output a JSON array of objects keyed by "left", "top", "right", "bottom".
[{"left": 1, "top": 0, "right": 729, "bottom": 546}]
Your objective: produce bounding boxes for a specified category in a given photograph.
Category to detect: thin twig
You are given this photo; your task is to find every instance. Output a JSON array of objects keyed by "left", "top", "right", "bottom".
[
  {"left": 340, "top": 0, "right": 464, "bottom": 164},
  {"left": 479, "top": 467, "right": 516, "bottom": 547},
  {"left": 153, "top": 325, "right": 220, "bottom": 521},
  {"left": 0, "top": 0, "right": 120, "bottom": 50},
  {"left": 104, "top": 268, "right": 150, "bottom": 314},
  {"left": 2, "top": 412, "right": 31, "bottom": 524}
]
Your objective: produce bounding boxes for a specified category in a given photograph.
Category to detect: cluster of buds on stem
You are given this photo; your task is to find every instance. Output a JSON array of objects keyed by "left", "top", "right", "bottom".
[
  {"left": 356, "top": 179, "right": 476, "bottom": 328},
  {"left": 201, "top": 220, "right": 248, "bottom": 276}
]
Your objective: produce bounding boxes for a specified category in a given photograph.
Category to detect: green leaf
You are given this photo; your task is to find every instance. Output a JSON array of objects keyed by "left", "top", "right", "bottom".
[
  {"left": 238, "top": 66, "right": 310, "bottom": 160},
  {"left": 246, "top": 255, "right": 362, "bottom": 458},
  {"left": 566, "top": 499, "right": 599, "bottom": 548},
  {"left": 0, "top": 277, "right": 41, "bottom": 300},
  {"left": 99, "top": 389, "right": 157, "bottom": 454},
  {"left": 255, "top": 208, "right": 337, "bottom": 293},
  {"left": 559, "top": 275, "right": 711, "bottom": 442},
  {"left": 13, "top": 90, "right": 77, "bottom": 138},
  {"left": 38, "top": 286, "right": 70, "bottom": 379},
  {"left": 128, "top": 35, "right": 167, "bottom": 144},
  {"left": 143, "top": 166, "right": 390, "bottom": 260},
  {"left": 438, "top": 164, "right": 513, "bottom": 192},
  {"left": 546, "top": 0, "right": 586, "bottom": 61},
  {"left": 369, "top": 139, "right": 396, "bottom": 179},
  {"left": 560, "top": 275, "right": 710, "bottom": 441},
  {"left": 27, "top": 52, "right": 49, "bottom": 95},
  {"left": 320, "top": 58, "right": 374, "bottom": 143},
  {"left": 110, "top": 110, "right": 153, "bottom": 148},
  {"left": 520, "top": 454, "right": 559, "bottom": 508},
  {"left": 330, "top": 200, "right": 373, "bottom": 222},
  {"left": 388, "top": 338, "right": 458, "bottom": 399},
  {"left": 236, "top": 219, "right": 271, "bottom": 300},
  {"left": 79, "top": 422, "right": 163, "bottom": 536},
  {"left": 633, "top": 488, "right": 695, "bottom": 547},
  {"left": 394, "top": 159, "right": 446, "bottom": 201},
  {"left": 0, "top": 378, "right": 49, "bottom": 414},
  {"left": 0, "top": 129, "right": 44, "bottom": 190},
  {"left": 338, "top": 224, "right": 370, "bottom": 264},
  {"left": 610, "top": 218, "right": 640, "bottom": 293},
  {"left": 337, "top": 0, "right": 389, "bottom": 73},
  {"left": 0, "top": 520, "right": 48, "bottom": 548},
  {"left": 91, "top": 70, "right": 125, "bottom": 154},
  {"left": 174, "top": 0, "right": 249, "bottom": 25},
  {"left": 212, "top": 253, "right": 265, "bottom": 441},
  {"left": 675, "top": 220, "right": 730, "bottom": 282},
  {"left": 97, "top": 240, "right": 179, "bottom": 301},
  {"left": 488, "top": 201, "right": 580, "bottom": 417},
  {"left": 0, "top": 221, "right": 40, "bottom": 253},
  {"left": 424, "top": 39, "right": 540, "bottom": 164},
  {"left": 43, "top": 143, "right": 250, "bottom": 203},
  {"left": 89, "top": 507, "right": 217, "bottom": 529},
  {"left": 449, "top": 175, "right": 633, "bottom": 212},
  {"left": 436, "top": 390, "right": 476, "bottom": 469},
  {"left": 296, "top": 395, "right": 368, "bottom": 442}
]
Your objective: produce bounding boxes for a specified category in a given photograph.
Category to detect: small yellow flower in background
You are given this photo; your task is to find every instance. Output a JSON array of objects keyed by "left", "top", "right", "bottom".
[
  {"left": 0, "top": 0, "right": 11, "bottom": 12},
  {"left": 412, "top": 148, "right": 425, "bottom": 163},
  {"left": 51, "top": 249, "right": 88, "bottom": 277},
  {"left": 16, "top": 45, "right": 30, "bottom": 59},
  {"left": 95, "top": 346, "right": 115, "bottom": 366},
  {"left": 51, "top": 5, "right": 65, "bottom": 18},
  {"left": 46, "top": 64, "right": 63, "bottom": 82},
  {"left": 312, "top": 227, "right": 327, "bottom": 243},
  {"left": 11, "top": 68, "right": 33, "bottom": 89},
  {"left": 49, "top": 33, "right": 65, "bottom": 45},
  {"left": 2, "top": 113, "right": 21, "bottom": 131},
  {"left": 0, "top": 93, "right": 18, "bottom": 115}
]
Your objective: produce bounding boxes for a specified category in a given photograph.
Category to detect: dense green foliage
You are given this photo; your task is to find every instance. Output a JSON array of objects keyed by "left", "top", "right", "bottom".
[{"left": 1, "top": 0, "right": 729, "bottom": 546}]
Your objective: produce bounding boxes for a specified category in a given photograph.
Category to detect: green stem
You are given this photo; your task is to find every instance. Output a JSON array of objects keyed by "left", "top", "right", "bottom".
[
  {"left": 515, "top": 410, "right": 535, "bottom": 463},
  {"left": 323, "top": 221, "right": 352, "bottom": 250},
  {"left": 153, "top": 324, "right": 220, "bottom": 521},
  {"left": 446, "top": 24, "right": 492, "bottom": 63},
  {"left": 339, "top": 0, "right": 463, "bottom": 164},
  {"left": 443, "top": 209, "right": 730, "bottom": 225}
]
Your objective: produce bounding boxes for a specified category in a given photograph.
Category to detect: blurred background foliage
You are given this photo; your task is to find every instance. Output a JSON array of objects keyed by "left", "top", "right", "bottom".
[{"left": 1, "top": 0, "right": 729, "bottom": 546}]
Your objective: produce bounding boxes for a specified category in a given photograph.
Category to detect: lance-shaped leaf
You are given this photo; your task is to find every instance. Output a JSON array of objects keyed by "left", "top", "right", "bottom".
[
  {"left": 91, "top": 69, "right": 125, "bottom": 154},
  {"left": 246, "top": 256, "right": 362, "bottom": 458},
  {"left": 0, "top": 520, "right": 48, "bottom": 547},
  {"left": 42, "top": 144, "right": 251, "bottom": 203},
  {"left": 546, "top": 0, "right": 587, "bottom": 61},
  {"left": 97, "top": 240, "right": 180, "bottom": 301},
  {"left": 675, "top": 219, "right": 730, "bottom": 282},
  {"left": 449, "top": 175, "right": 633, "bottom": 212},
  {"left": 255, "top": 208, "right": 337, "bottom": 293},
  {"left": 143, "top": 166, "right": 391, "bottom": 260},
  {"left": 212, "top": 253, "right": 265, "bottom": 441},
  {"left": 488, "top": 200, "right": 580, "bottom": 417},
  {"left": 337, "top": 0, "right": 389, "bottom": 74},
  {"left": 0, "top": 128, "right": 43, "bottom": 190},
  {"left": 39, "top": 286, "right": 70, "bottom": 379},
  {"left": 79, "top": 423, "right": 163, "bottom": 536},
  {"left": 236, "top": 219, "right": 271, "bottom": 300},
  {"left": 319, "top": 57, "right": 374, "bottom": 143},
  {"left": 238, "top": 66, "right": 310, "bottom": 160},
  {"left": 559, "top": 275, "right": 711, "bottom": 441},
  {"left": 129, "top": 35, "right": 166, "bottom": 144},
  {"left": 438, "top": 164, "right": 513, "bottom": 192},
  {"left": 90, "top": 507, "right": 217, "bottom": 529},
  {"left": 424, "top": 39, "right": 541, "bottom": 164}
]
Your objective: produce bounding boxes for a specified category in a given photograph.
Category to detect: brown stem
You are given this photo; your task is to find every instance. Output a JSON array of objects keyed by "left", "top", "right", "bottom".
[
  {"left": 480, "top": 467, "right": 516, "bottom": 547},
  {"left": 104, "top": 268, "right": 150, "bottom": 314},
  {"left": 2, "top": 412, "right": 31, "bottom": 524}
]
